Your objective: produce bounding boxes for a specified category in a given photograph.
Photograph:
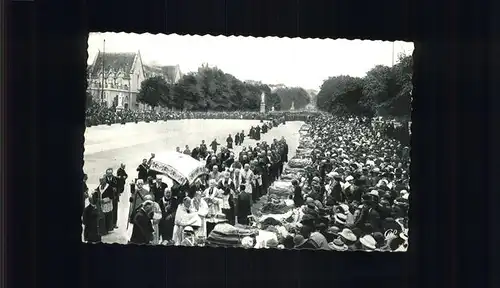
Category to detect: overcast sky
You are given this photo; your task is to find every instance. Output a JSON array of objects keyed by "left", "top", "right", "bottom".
[{"left": 88, "top": 33, "right": 413, "bottom": 90}]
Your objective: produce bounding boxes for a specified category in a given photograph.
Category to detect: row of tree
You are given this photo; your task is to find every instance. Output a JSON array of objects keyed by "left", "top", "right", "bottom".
[
  {"left": 137, "top": 66, "right": 308, "bottom": 112},
  {"left": 316, "top": 53, "right": 412, "bottom": 118}
]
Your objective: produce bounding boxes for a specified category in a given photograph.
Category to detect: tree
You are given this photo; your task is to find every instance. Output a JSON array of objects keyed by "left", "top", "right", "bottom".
[
  {"left": 168, "top": 65, "right": 282, "bottom": 112},
  {"left": 137, "top": 76, "right": 168, "bottom": 108},
  {"left": 316, "top": 53, "right": 412, "bottom": 118},
  {"left": 275, "top": 87, "right": 311, "bottom": 110}
]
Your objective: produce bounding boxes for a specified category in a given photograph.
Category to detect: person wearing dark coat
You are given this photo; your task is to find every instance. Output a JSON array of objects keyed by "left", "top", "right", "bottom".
[
  {"left": 191, "top": 147, "right": 200, "bottom": 160},
  {"left": 116, "top": 164, "right": 128, "bottom": 195},
  {"left": 136, "top": 159, "right": 150, "bottom": 182},
  {"left": 239, "top": 131, "right": 245, "bottom": 144},
  {"left": 83, "top": 192, "right": 103, "bottom": 243},
  {"left": 151, "top": 177, "right": 168, "bottom": 203},
  {"left": 210, "top": 139, "right": 220, "bottom": 153},
  {"left": 234, "top": 133, "right": 240, "bottom": 146},
  {"left": 97, "top": 177, "right": 115, "bottom": 233},
  {"left": 158, "top": 188, "right": 177, "bottom": 244},
  {"left": 129, "top": 201, "right": 155, "bottom": 245},
  {"left": 105, "top": 168, "right": 120, "bottom": 228},
  {"left": 292, "top": 180, "right": 304, "bottom": 207},
  {"left": 254, "top": 126, "right": 261, "bottom": 141},
  {"left": 235, "top": 185, "right": 252, "bottom": 225},
  {"left": 199, "top": 140, "right": 208, "bottom": 159}
]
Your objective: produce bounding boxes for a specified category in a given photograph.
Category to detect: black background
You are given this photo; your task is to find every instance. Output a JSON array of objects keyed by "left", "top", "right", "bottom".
[{"left": 7, "top": 0, "right": 498, "bottom": 287}]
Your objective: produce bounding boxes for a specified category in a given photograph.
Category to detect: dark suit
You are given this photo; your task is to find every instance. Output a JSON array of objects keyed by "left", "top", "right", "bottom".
[
  {"left": 236, "top": 192, "right": 252, "bottom": 225},
  {"left": 151, "top": 182, "right": 167, "bottom": 203},
  {"left": 129, "top": 209, "right": 154, "bottom": 245},
  {"left": 105, "top": 176, "right": 119, "bottom": 227},
  {"left": 100, "top": 184, "right": 115, "bottom": 232},
  {"left": 158, "top": 197, "right": 177, "bottom": 241},
  {"left": 136, "top": 164, "right": 149, "bottom": 182},
  {"left": 83, "top": 204, "right": 102, "bottom": 243},
  {"left": 116, "top": 168, "right": 128, "bottom": 194}
]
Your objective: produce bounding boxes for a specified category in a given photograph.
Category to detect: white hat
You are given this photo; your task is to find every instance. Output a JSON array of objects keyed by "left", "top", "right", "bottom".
[
  {"left": 402, "top": 193, "right": 409, "bottom": 200},
  {"left": 345, "top": 176, "right": 354, "bottom": 182},
  {"left": 400, "top": 189, "right": 408, "bottom": 195},
  {"left": 340, "top": 228, "right": 357, "bottom": 242},
  {"left": 329, "top": 238, "right": 348, "bottom": 251},
  {"left": 183, "top": 226, "right": 194, "bottom": 233},
  {"left": 368, "top": 190, "right": 379, "bottom": 197},
  {"left": 342, "top": 159, "right": 350, "bottom": 164},
  {"left": 339, "top": 204, "right": 349, "bottom": 213},
  {"left": 359, "top": 235, "right": 377, "bottom": 250},
  {"left": 334, "top": 213, "right": 347, "bottom": 225}
]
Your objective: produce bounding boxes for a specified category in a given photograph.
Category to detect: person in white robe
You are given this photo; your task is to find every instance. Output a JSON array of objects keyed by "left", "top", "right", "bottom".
[
  {"left": 232, "top": 169, "right": 243, "bottom": 191},
  {"left": 172, "top": 197, "right": 201, "bottom": 245},
  {"left": 190, "top": 191, "right": 209, "bottom": 239},
  {"left": 203, "top": 179, "right": 223, "bottom": 215},
  {"left": 143, "top": 195, "right": 163, "bottom": 244}
]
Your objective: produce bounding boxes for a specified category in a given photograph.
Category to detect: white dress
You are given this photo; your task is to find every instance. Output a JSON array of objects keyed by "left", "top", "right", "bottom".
[{"left": 190, "top": 198, "right": 209, "bottom": 238}]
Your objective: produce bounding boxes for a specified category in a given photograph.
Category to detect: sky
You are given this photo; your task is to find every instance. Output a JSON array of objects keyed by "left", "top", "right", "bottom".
[{"left": 88, "top": 33, "right": 414, "bottom": 91}]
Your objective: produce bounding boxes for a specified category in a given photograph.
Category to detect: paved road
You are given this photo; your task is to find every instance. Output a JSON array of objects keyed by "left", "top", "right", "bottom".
[{"left": 83, "top": 119, "right": 304, "bottom": 244}]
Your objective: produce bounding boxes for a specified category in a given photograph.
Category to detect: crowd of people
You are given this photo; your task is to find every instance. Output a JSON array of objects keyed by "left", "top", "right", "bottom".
[
  {"left": 82, "top": 111, "right": 411, "bottom": 252},
  {"left": 85, "top": 101, "right": 316, "bottom": 127},
  {"left": 278, "top": 115, "right": 410, "bottom": 251},
  {"left": 83, "top": 117, "right": 291, "bottom": 246}
]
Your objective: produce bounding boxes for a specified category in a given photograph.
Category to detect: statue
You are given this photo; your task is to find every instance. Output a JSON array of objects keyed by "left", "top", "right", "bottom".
[
  {"left": 290, "top": 101, "right": 295, "bottom": 111},
  {"left": 260, "top": 92, "right": 266, "bottom": 113}
]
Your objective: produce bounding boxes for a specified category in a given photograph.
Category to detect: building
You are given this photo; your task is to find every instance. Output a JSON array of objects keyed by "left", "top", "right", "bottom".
[
  {"left": 143, "top": 64, "right": 183, "bottom": 84},
  {"left": 87, "top": 51, "right": 146, "bottom": 110}
]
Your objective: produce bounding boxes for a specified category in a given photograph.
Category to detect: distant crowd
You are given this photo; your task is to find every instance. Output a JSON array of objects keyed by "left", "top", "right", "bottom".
[{"left": 85, "top": 102, "right": 317, "bottom": 127}]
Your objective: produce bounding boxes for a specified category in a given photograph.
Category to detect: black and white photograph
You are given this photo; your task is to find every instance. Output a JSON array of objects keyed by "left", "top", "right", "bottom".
[{"left": 82, "top": 32, "right": 412, "bottom": 252}]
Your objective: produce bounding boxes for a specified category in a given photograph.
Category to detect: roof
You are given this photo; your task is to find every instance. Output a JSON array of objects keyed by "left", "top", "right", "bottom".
[
  {"left": 90, "top": 52, "right": 137, "bottom": 78},
  {"left": 143, "top": 65, "right": 182, "bottom": 83}
]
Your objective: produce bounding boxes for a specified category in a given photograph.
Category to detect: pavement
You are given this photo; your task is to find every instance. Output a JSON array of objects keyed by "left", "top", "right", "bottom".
[{"left": 83, "top": 119, "right": 304, "bottom": 244}]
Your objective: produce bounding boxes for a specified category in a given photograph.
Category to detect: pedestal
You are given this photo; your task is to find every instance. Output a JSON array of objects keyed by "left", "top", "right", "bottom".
[{"left": 260, "top": 102, "right": 266, "bottom": 113}]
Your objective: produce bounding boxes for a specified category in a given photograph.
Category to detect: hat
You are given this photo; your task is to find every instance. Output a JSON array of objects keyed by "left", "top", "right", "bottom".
[
  {"left": 334, "top": 213, "right": 347, "bottom": 225},
  {"left": 301, "top": 213, "right": 316, "bottom": 223},
  {"left": 183, "top": 226, "right": 194, "bottom": 234},
  {"left": 340, "top": 228, "right": 357, "bottom": 242},
  {"left": 368, "top": 190, "right": 379, "bottom": 198},
  {"left": 293, "top": 235, "right": 308, "bottom": 247},
  {"left": 312, "top": 176, "right": 320, "bottom": 183},
  {"left": 339, "top": 204, "right": 350, "bottom": 214},
  {"left": 402, "top": 193, "right": 409, "bottom": 200},
  {"left": 316, "top": 222, "right": 327, "bottom": 230},
  {"left": 359, "top": 235, "right": 377, "bottom": 250},
  {"left": 329, "top": 238, "right": 348, "bottom": 251},
  {"left": 345, "top": 176, "right": 354, "bottom": 182},
  {"left": 327, "top": 226, "right": 341, "bottom": 235},
  {"left": 314, "top": 200, "right": 323, "bottom": 209},
  {"left": 372, "top": 168, "right": 380, "bottom": 173},
  {"left": 394, "top": 197, "right": 409, "bottom": 206}
]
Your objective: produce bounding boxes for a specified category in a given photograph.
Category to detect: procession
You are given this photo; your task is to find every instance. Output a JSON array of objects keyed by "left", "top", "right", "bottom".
[
  {"left": 82, "top": 111, "right": 410, "bottom": 251},
  {"left": 82, "top": 33, "right": 412, "bottom": 252}
]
